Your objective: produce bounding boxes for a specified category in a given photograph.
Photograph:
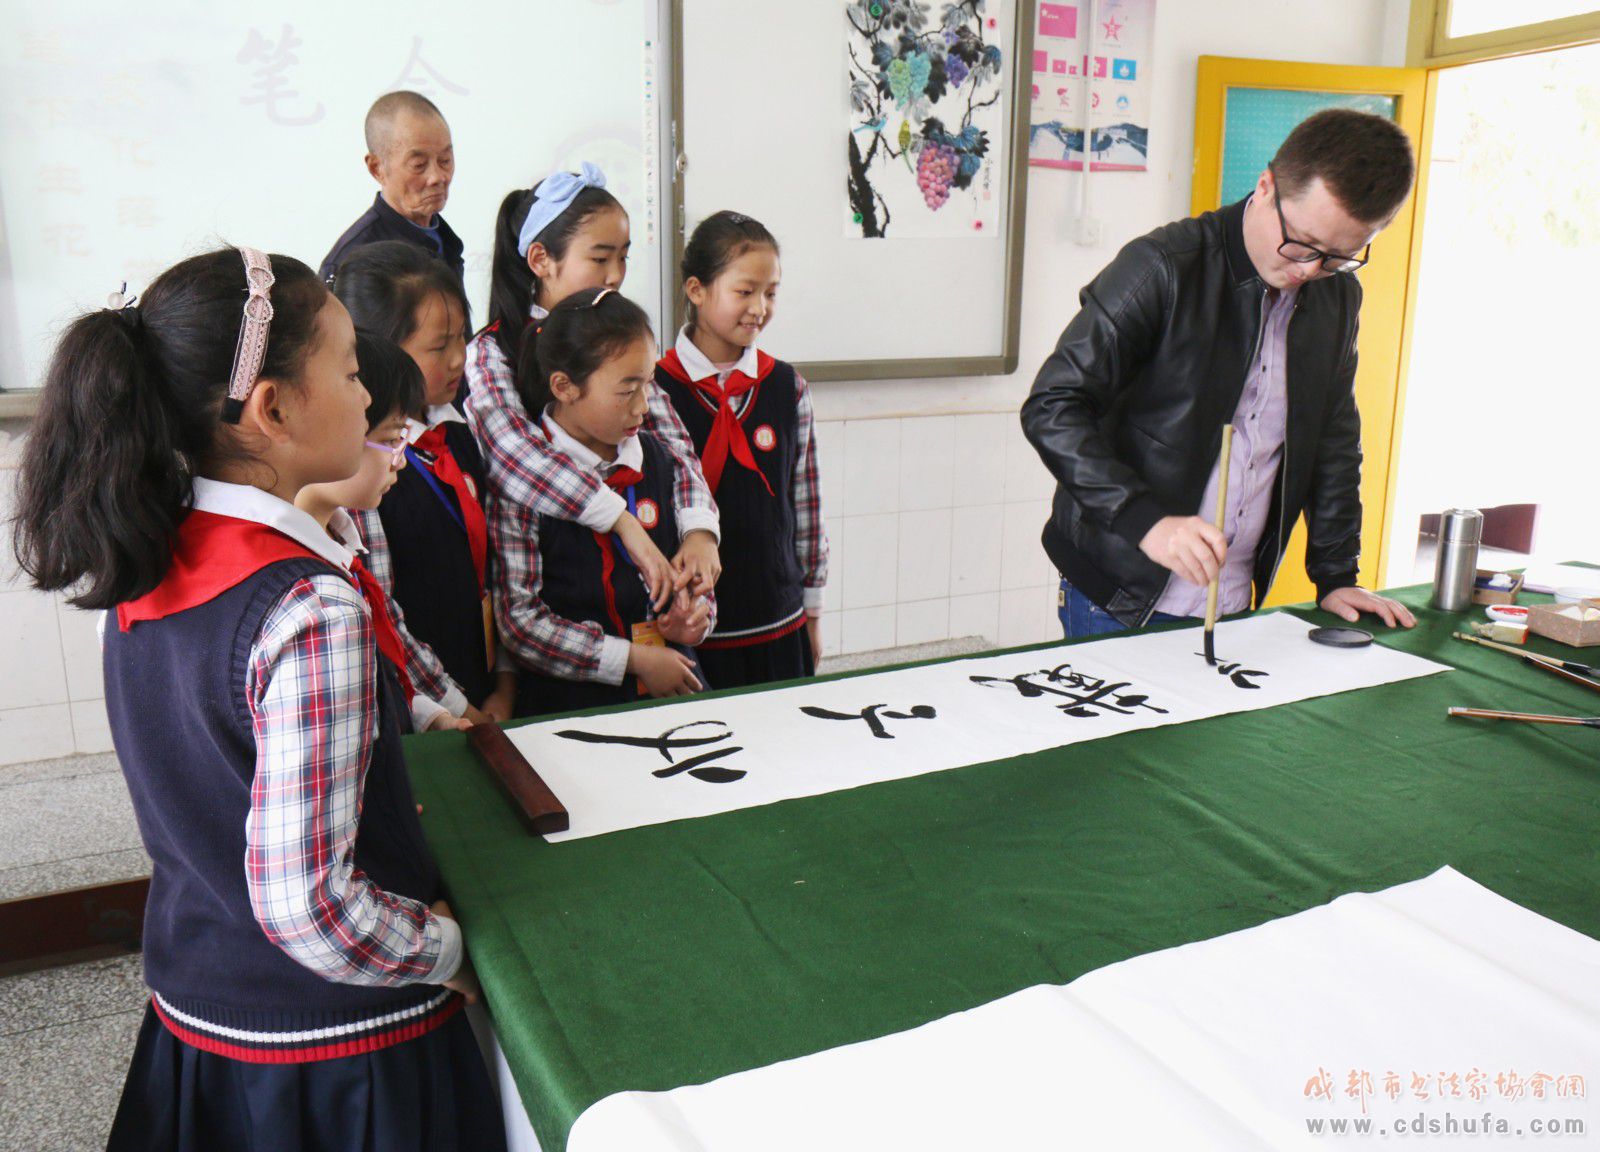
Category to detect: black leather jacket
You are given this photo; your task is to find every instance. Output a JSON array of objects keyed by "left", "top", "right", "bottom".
[{"left": 1021, "top": 197, "right": 1364, "bottom": 626}]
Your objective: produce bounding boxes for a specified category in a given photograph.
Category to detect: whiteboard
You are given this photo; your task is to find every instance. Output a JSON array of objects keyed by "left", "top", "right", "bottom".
[
  {"left": 675, "top": 0, "right": 1031, "bottom": 380},
  {"left": 0, "top": 1, "right": 670, "bottom": 398}
]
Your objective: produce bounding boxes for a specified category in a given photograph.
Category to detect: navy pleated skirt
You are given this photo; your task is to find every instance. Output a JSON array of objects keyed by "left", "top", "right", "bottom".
[
  {"left": 697, "top": 623, "right": 815, "bottom": 691},
  {"left": 106, "top": 1001, "right": 506, "bottom": 1152}
]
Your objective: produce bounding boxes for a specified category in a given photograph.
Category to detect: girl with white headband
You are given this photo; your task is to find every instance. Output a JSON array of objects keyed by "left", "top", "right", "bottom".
[{"left": 13, "top": 248, "right": 505, "bottom": 1150}]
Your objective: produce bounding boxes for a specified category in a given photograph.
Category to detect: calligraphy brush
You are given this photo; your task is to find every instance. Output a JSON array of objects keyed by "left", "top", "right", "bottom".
[
  {"left": 1451, "top": 631, "right": 1600, "bottom": 697},
  {"left": 1447, "top": 707, "right": 1600, "bottom": 729},
  {"left": 1202, "top": 424, "right": 1234, "bottom": 666},
  {"left": 1452, "top": 631, "right": 1600, "bottom": 678}
]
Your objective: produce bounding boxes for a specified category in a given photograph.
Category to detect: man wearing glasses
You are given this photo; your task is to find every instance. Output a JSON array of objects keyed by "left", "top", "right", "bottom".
[{"left": 1023, "top": 109, "right": 1418, "bottom": 637}]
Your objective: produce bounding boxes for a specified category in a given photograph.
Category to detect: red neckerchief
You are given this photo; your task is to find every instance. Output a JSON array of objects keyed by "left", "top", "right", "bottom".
[
  {"left": 349, "top": 556, "right": 417, "bottom": 704},
  {"left": 410, "top": 424, "right": 489, "bottom": 594},
  {"left": 532, "top": 414, "right": 646, "bottom": 638},
  {"left": 116, "top": 510, "right": 327, "bottom": 632},
  {"left": 657, "top": 348, "right": 776, "bottom": 497},
  {"left": 593, "top": 466, "right": 645, "bottom": 637}
]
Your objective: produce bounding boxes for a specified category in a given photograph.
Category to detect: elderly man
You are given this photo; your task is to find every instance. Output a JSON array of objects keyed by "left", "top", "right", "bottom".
[
  {"left": 319, "top": 90, "right": 463, "bottom": 283},
  {"left": 1023, "top": 109, "right": 1420, "bottom": 638}
]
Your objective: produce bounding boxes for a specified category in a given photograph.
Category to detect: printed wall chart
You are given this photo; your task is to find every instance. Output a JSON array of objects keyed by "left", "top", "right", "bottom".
[{"left": 1029, "top": 0, "right": 1154, "bottom": 170}]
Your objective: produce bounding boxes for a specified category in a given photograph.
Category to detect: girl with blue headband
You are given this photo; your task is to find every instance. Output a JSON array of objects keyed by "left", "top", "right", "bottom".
[{"left": 464, "top": 166, "right": 721, "bottom": 709}]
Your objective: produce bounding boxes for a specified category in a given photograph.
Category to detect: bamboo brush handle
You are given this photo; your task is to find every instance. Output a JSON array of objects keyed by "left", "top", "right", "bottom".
[
  {"left": 1204, "top": 425, "right": 1234, "bottom": 634},
  {"left": 1448, "top": 707, "right": 1600, "bottom": 727}
]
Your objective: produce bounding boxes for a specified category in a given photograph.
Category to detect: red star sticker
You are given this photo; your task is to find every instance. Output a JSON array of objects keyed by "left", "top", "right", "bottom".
[{"left": 1102, "top": 16, "right": 1124, "bottom": 40}]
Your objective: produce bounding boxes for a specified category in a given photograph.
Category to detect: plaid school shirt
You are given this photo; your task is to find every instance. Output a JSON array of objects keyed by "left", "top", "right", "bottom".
[
  {"left": 479, "top": 409, "right": 717, "bottom": 684},
  {"left": 670, "top": 329, "right": 830, "bottom": 613},
  {"left": 340, "top": 507, "right": 470, "bottom": 727},
  {"left": 463, "top": 320, "right": 720, "bottom": 677},
  {"left": 191, "top": 479, "right": 462, "bottom": 987}
]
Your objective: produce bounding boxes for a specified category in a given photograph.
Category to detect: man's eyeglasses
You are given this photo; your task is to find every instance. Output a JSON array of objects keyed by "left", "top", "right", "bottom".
[{"left": 1267, "top": 163, "right": 1370, "bottom": 274}]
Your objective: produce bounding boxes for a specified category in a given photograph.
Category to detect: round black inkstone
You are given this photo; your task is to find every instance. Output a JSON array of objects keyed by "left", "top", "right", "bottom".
[{"left": 1308, "top": 626, "right": 1374, "bottom": 649}]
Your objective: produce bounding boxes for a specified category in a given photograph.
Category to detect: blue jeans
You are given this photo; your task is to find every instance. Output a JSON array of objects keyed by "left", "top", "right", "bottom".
[{"left": 1057, "top": 578, "right": 1185, "bottom": 639}]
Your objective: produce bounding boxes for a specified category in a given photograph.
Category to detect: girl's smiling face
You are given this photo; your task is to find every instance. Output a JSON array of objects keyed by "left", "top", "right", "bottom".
[
  {"left": 400, "top": 291, "right": 467, "bottom": 408},
  {"left": 685, "top": 245, "right": 780, "bottom": 364}
]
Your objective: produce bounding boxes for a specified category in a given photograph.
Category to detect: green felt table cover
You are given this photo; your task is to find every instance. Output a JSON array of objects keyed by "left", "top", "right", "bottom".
[{"left": 405, "top": 584, "right": 1600, "bottom": 1150}]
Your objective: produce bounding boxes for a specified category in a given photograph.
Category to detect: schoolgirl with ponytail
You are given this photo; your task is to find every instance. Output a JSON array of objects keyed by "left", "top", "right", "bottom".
[
  {"left": 462, "top": 164, "right": 722, "bottom": 631},
  {"left": 654, "top": 211, "right": 830, "bottom": 688},
  {"left": 12, "top": 249, "right": 502, "bottom": 1151},
  {"left": 490, "top": 286, "right": 712, "bottom": 715}
]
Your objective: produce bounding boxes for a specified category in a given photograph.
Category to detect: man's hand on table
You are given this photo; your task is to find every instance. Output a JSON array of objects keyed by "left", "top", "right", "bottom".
[{"left": 1319, "top": 586, "right": 1417, "bottom": 629}]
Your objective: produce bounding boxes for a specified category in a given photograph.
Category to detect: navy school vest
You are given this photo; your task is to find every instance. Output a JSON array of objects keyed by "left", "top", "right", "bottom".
[
  {"left": 654, "top": 354, "right": 805, "bottom": 644},
  {"left": 104, "top": 556, "right": 443, "bottom": 1036},
  {"left": 514, "top": 433, "right": 702, "bottom": 716},
  {"left": 379, "top": 421, "right": 493, "bottom": 703}
]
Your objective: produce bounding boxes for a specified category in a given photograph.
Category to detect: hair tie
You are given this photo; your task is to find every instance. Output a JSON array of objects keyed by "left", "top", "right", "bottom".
[
  {"left": 220, "top": 247, "right": 275, "bottom": 424},
  {"left": 517, "top": 162, "right": 607, "bottom": 258},
  {"left": 105, "top": 282, "right": 143, "bottom": 335}
]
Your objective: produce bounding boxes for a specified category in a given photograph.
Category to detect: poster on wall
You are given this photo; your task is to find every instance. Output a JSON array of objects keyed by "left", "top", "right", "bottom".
[
  {"left": 1029, "top": 0, "right": 1154, "bottom": 171},
  {"left": 844, "top": 0, "right": 1009, "bottom": 239}
]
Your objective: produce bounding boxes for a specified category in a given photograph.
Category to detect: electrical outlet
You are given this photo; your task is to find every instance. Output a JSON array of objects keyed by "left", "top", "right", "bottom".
[{"left": 1074, "top": 215, "right": 1103, "bottom": 246}]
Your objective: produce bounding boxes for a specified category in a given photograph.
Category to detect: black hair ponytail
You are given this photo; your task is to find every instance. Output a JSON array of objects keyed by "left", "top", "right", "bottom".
[
  {"left": 514, "top": 287, "right": 654, "bottom": 417},
  {"left": 484, "top": 178, "right": 624, "bottom": 365},
  {"left": 11, "top": 248, "right": 328, "bottom": 609},
  {"left": 486, "top": 189, "right": 537, "bottom": 366}
]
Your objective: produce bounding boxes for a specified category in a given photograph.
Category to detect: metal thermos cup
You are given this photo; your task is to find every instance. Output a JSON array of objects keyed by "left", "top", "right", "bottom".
[{"left": 1431, "top": 508, "right": 1483, "bottom": 611}]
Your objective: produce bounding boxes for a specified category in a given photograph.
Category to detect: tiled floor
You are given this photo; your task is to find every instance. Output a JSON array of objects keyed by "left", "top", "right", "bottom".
[
  {"left": 0, "top": 953, "right": 144, "bottom": 1151},
  {"left": 0, "top": 636, "right": 999, "bottom": 1146},
  {"left": 817, "top": 634, "right": 991, "bottom": 674},
  {"left": 0, "top": 753, "right": 148, "bottom": 903}
]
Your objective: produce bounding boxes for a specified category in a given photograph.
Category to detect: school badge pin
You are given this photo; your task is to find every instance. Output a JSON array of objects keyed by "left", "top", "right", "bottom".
[
  {"left": 753, "top": 424, "right": 777, "bottom": 452},
  {"left": 636, "top": 498, "right": 660, "bottom": 529}
]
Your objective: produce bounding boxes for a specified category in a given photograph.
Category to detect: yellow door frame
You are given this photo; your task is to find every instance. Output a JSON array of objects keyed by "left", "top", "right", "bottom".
[{"left": 1191, "top": 56, "right": 1431, "bottom": 606}]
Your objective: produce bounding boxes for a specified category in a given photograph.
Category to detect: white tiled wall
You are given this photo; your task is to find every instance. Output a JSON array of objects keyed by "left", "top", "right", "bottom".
[
  {"left": 0, "top": 455, "right": 115, "bottom": 766},
  {"left": 814, "top": 411, "right": 1059, "bottom": 660}
]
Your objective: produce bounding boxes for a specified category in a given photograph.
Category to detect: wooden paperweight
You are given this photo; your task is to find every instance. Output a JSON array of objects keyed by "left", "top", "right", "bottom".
[{"left": 466, "top": 723, "right": 570, "bottom": 837}]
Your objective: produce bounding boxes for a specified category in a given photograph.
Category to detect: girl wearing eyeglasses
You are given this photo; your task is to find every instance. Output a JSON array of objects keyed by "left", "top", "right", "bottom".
[
  {"left": 295, "top": 331, "right": 476, "bottom": 736},
  {"left": 332, "top": 242, "right": 516, "bottom": 725}
]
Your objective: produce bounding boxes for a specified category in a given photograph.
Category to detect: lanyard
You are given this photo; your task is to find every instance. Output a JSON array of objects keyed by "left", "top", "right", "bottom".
[
  {"left": 404, "top": 445, "right": 468, "bottom": 537},
  {"left": 611, "top": 484, "right": 639, "bottom": 574}
]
